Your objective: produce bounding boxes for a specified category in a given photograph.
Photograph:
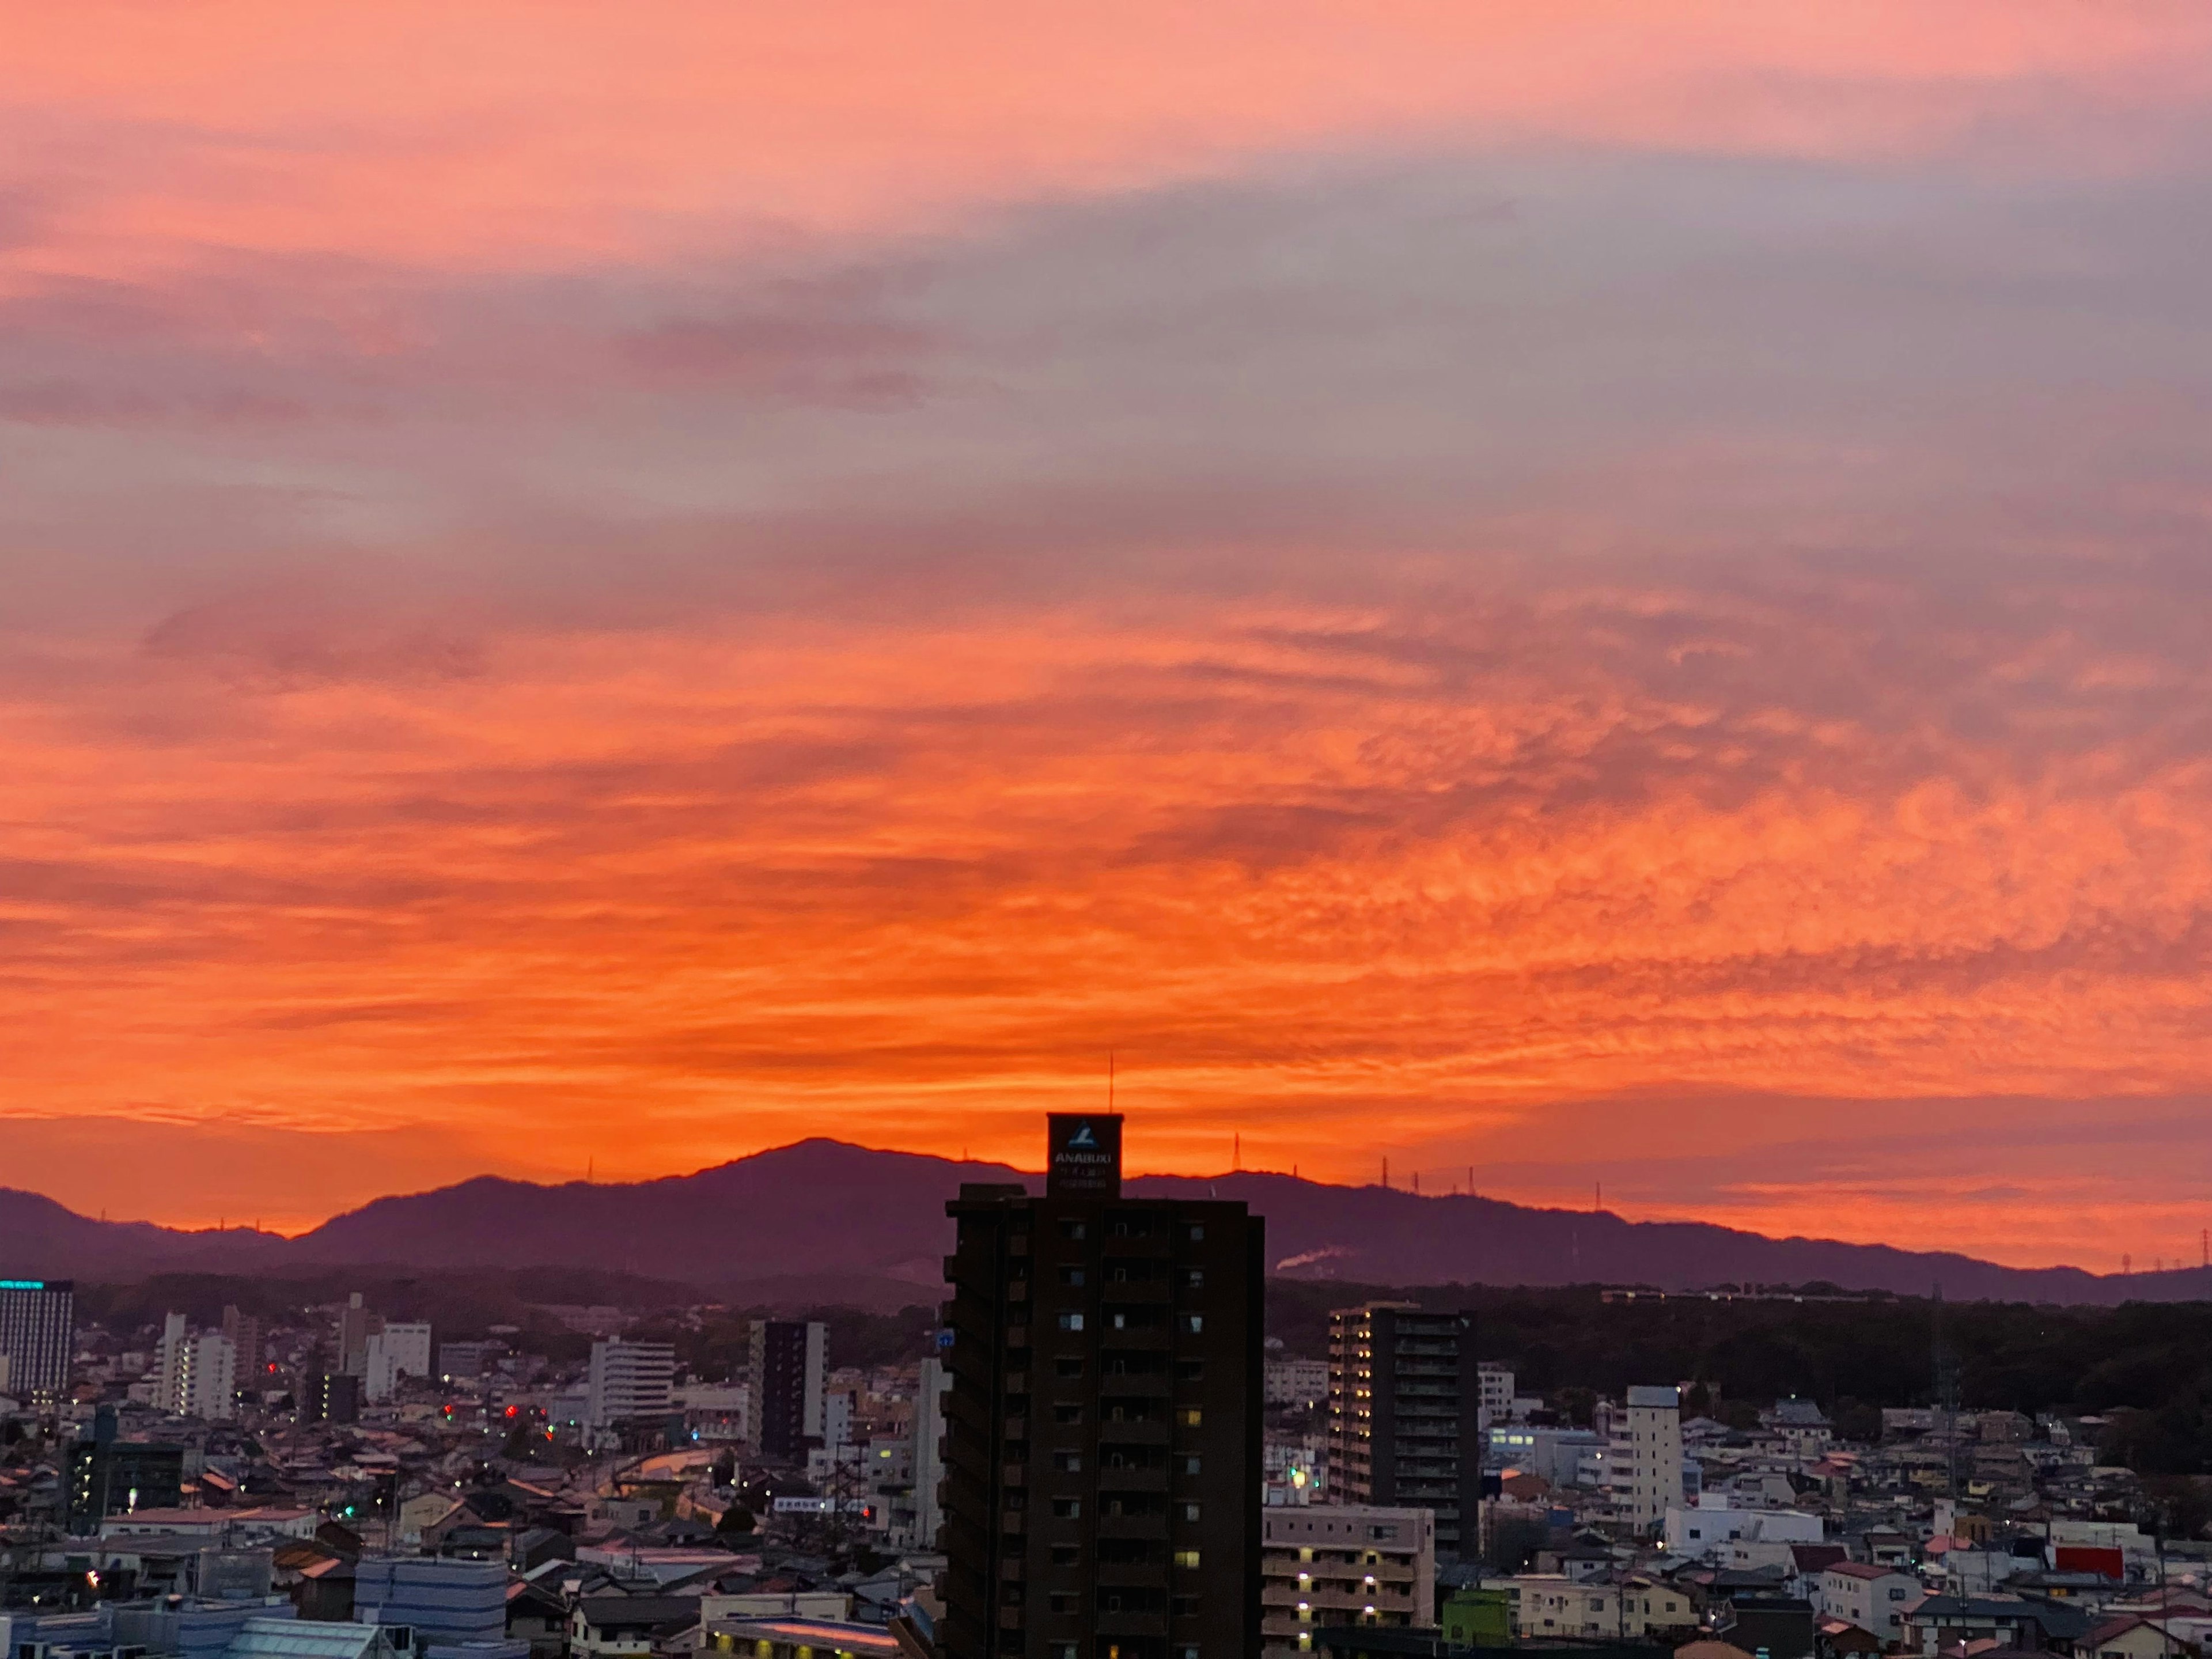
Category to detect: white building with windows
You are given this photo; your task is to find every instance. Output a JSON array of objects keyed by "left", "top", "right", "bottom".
[
  {"left": 153, "top": 1315, "right": 237, "bottom": 1420},
  {"left": 1665, "top": 1495, "right": 1824, "bottom": 1561},
  {"left": 1819, "top": 1561, "right": 1923, "bottom": 1641},
  {"left": 585, "top": 1336, "right": 675, "bottom": 1427},
  {"left": 1611, "top": 1385, "right": 1684, "bottom": 1530}
]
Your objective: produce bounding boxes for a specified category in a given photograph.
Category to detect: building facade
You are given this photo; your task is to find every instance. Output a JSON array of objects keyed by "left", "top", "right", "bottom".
[
  {"left": 585, "top": 1336, "right": 676, "bottom": 1427},
  {"left": 1611, "top": 1385, "right": 1683, "bottom": 1532},
  {"left": 907, "top": 1355, "right": 951, "bottom": 1550},
  {"left": 1327, "top": 1304, "right": 1481, "bottom": 1561},
  {"left": 1259, "top": 1505, "right": 1434, "bottom": 1657},
  {"left": 941, "top": 1113, "right": 1265, "bottom": 1659},
  {"left": 748, "top": 1320, "right": 828, "bottom": 1460},
  {"left": 221, "top": 1306, "right": 264, "bottom": 1395},
  {"left": 0, "top": 1278, "right": 76, "bottom": 1404}
]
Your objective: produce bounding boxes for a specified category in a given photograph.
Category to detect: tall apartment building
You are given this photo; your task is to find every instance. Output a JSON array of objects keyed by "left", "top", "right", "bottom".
[
  {"left": 339, "top": 1293, "right": 381, "bottom": 1376},
  {"left": 165, "top": 1330, "right": 238, "bottom": 1420},
  {"left": 0, "top": 1278, "right": 75, "bottom": 1405},
  {"left": 301, "top": 1368, "right": 362, "bottom": 1425},
  {"left": 1611, "top": 1384, "right": 1683, "bottom": 1532},
  {"left": 1327, "top": 1303, "right": 1481, "bottom": 1562},
  {"left": 222, "top": 1306, "right": 264, "bottom": 1393},
  {"left": 907, "top": 1355, "right": 952, "bottom": 1550},
  {"left": 586, "top": 1336, "right": 676, "bottom": 1427},
  {"left": 747, "top": 1320, "right": 828, "bottom": 1461},
  {"left": 1260, "top": 1506, "right": 1435, "bottom": 1657},
  {"left": 941, "top": 1113, "right": 1265, "bottom": 1659}
]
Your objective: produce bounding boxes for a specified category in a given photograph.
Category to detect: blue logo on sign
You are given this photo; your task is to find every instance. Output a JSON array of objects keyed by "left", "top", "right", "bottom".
[{"left": 1068, "top": 1123, "right": 1096, "bottom": 1147}]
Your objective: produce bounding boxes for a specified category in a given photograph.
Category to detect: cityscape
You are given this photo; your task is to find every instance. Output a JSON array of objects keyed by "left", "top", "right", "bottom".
[
  {"left": 9, "top": 5, "right": 2212, "bottom": 1659},
  {"left": 2, "top": 1115, "right": 2206, "bottom": 1659}
]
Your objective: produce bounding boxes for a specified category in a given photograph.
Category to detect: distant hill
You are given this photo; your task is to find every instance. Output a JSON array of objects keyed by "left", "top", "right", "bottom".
[{"left": 3, "top": 1138, "right": 2206, "bottom": 1305}]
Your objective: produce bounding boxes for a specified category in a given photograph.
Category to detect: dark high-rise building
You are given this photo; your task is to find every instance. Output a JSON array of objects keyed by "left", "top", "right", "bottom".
[
  {"left": 66, "top": 1407, "right": 187, "bottom": 1532},
  {"left": 301, "top": 1368, "right": 362, "bottom": 1425},
  {"left": 0, "top": 1277, "right": 75, "bottom": 1405},
  {"left": 1327, "top": 1302, "right": 1481, "bottom": 1562},
  {"left": 747, "top": 1319, "right": 827, "bottom": 1462},
  {"left": 222, "top": 1305, "right": 264, "bottom": 1394},
  {"left": 942, "top": 1114, "right": 1264, "bottom": 1659}
]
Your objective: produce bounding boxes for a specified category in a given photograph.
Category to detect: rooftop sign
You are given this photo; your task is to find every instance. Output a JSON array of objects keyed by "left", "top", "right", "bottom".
[{"left": 1046, "top": 1113, "right": 1122, "bottom": 1198}]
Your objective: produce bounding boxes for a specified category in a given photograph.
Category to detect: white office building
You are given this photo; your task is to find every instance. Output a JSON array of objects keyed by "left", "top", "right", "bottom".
[{"left": 585, "top": 1337, "right": 676, "bottom": 1427}]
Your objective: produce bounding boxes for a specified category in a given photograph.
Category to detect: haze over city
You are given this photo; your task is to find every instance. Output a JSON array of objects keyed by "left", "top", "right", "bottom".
[{"left": 10, "top": 3, "right": 2212, "bottom": 1271}]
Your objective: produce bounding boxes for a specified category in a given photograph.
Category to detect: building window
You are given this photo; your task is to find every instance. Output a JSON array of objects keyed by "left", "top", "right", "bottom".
[
  {"left": 1181, "top": 1315, "right": 1205, "bottom": 1334},
  {"left": 1173, "top": 1550, "right": 1200, "bottom": 1569},
  {"left": 1183, "top": 1455, "right": 1202, "bottom": 1474},
  {"left": 1177, "top": 1408, "right": 1202, "bottom": 1427},
  {"left": 1054, "top": 1404, "right": 1083, "bottom": 1423},
  {"left": 1053, "top": 1452, "right": 1082, "bottom": 1472},
  {"left": 1058, "top": 1313, "right": 1084, "bottom": 1331},
  {"left": 1059, "top": 1221, "right": 1086, "bottom": 1240},
  {"left": 1051, "top": 1498, "right": 1081, "bottom": 1517},
  {"left": 1184, "top": 1502, "right": 1203, "bottom": 1522},
  {"left": 1059, "top": 1267, "right": 1086, "bottom": 1286},
  {"left": 1187, "top": 1225, "right": 1205, "bottom": 1241},
  {"left": 1055, "top": 1357, "right": 1084, "bottom": 1377}
]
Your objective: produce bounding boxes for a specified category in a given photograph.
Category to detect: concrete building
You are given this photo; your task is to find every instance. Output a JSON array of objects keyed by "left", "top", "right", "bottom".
[
  {"left": 1478, "top": 1363, "right": 1515, "bottom": 1426},
  {"left": 1664, "top": 1495, "right": 1824, "bottom": 1561},
  {"left": 1260, "top": 1504, "right": 1434, "bottom": 1657},
  {"left": 1266, "top": 1358, "right": 1328, "bottom": 1410},
  {"left": 221, "top": 1306, "right": 264, "bottom": 1395},
  {"left": 1612, "top": 1384, "right": 1684, "bottom": 1531},
  {"left": 1512, "top": 1575, "right": 1696, "bottom": 1641},
  {"left": 1486, "top": 1422, "right": 1603, "bottom": 1489},
  {"left": 377, "top": 1320, "right": 433, "bottom": 1376},
  {"left": 154, "top": 1319, "right": 237, "bottom": 1421},
  {"left": 585, "top": 1336, "right": 676, "bottom": 1428},
  {"left": 1818, "top": 1561, "right": 1923, "bottom": 1643},
  {"left": 65, "top": 1410, "right": 187, "bottom": 1533},
  {"left": 0, "top": 1277, "right": 74, "bottom": 1404},
  {"left": 354, "top": 1555, "right": 510, "bottom": 1650},
  {"left": 339, "top": 1293, "right": 380, "bottom": 1377},
  {"left": 1328, "top": 1302, "right": 1481, "bottom": 1561},
  {"left": 747, "top": 1320, "right": 828, "bottom": 1460},
  {"left": 939, "top": 1113, "right": 1265, "bottom": 1659},
  {"left": 906, "top": 1356, "right": 949, "bottom": 1550}
]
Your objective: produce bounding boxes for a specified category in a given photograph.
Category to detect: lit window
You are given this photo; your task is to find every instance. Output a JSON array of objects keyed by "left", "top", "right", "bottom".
[
  {"left": 1057, "top": 1313, "right": 1084, "bottom": 1331},
  {"left": 1174, "top": 1550, "right": 1200, "bottom": 1569}
]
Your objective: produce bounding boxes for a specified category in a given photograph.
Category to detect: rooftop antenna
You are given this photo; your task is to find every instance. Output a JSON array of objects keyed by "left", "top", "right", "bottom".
[
  {"left": 1233, "top": 1132, "right": 1240, "bottom": 1172},
  {"left": 1381, "top": 1156, "right": 1389, "bottom": 1190},
  {"left": 1108, "top": 1050, "right": 1115, "bottom": 1112}
]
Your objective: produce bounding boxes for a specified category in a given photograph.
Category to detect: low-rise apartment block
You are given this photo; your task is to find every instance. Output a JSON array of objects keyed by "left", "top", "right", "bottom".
[{"left": 1262, "top": 1504, "right": 1434, "bottom": 1656}]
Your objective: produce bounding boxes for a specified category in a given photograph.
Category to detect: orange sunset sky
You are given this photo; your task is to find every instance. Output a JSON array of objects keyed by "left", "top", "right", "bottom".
[{"left": 6, "top": 2, "right": 2212, "bottom": 1268}]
